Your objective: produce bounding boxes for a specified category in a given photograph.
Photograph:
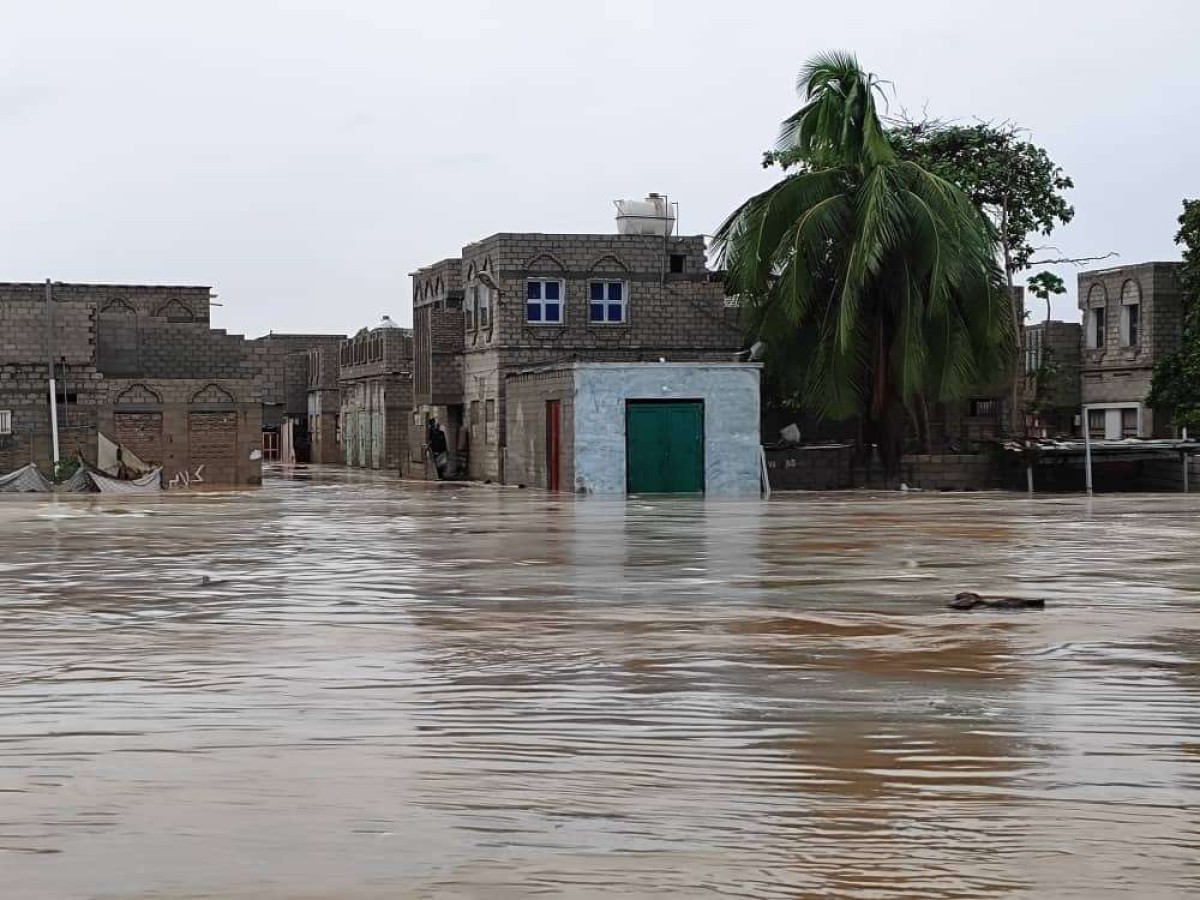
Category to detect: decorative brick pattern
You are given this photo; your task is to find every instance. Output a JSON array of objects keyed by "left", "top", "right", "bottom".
[
  {"left": 114, "top": 412, "right": 164, "bottom": 464},
  {"left": 1078, "top": 262, "right": 1184, "bottom": 437},
  {"left": 1, "top": 282, "right": 263, "bottom": 484},
  {"left": 188, "top": 411, "right": 238, "bottom": 484},
  {"left": 409, "top": 233, "right": 742, "bottom": 482}
]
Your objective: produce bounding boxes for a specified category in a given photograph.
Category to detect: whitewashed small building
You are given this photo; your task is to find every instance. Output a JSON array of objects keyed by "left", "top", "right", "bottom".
[{"left": 505, "top": 362, "right": 762, "bottom": 496}]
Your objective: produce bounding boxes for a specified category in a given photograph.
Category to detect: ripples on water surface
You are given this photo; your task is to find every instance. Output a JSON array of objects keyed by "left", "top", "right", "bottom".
[{"left": 2, "top": 469, "right": 1200, "bottom": 898}]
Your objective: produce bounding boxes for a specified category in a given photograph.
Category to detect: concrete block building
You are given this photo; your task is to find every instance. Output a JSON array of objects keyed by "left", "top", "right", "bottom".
[
  {"left": 339, "top": 319, "right": 413, "bottom": 470},
  {"left": 1078, "top": 262, "right": 1184, "bottom": 438},
  {"left": 0, "top": 282, "right": 262, "bottom": 485},
  {"left": 1023, "top": 319, "right": 1083, "bottom": 437},
  {"left": 408, "top": 202, "right": 749, "bottom": 491},
  {"left": 407, "top": 258, "right": 466, "bottom": 478},
  {"left": 506, "top": 362, "right": 762, "bottom": 495},
  {"left": 305, "top": 344, "right": 343, "bottom": 464}
]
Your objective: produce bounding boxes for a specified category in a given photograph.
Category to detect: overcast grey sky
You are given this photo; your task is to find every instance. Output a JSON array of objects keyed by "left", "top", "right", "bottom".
[{"left": 3, "top": 1, "right": 1196, "bottom": 336}]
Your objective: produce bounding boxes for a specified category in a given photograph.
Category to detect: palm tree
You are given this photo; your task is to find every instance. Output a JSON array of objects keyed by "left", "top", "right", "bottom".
[{"left": 714, "top": 52, "right": 1012, "bottom": 483}]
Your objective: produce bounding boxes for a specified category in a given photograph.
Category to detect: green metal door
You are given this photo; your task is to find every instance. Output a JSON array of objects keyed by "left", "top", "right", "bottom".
[{"left": 626, "top": 400, "right": 705, "bottom": 494}]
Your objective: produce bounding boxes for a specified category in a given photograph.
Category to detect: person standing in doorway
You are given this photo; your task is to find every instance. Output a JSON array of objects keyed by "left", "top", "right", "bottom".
[{"left": 430, "top": 420, "right": 449, "bottom": 480}]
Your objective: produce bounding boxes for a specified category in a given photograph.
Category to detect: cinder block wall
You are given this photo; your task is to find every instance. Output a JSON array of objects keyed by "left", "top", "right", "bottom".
[
  {"left": 0, "top": 283, "right": 270, "bottom": 485},
  {"left": 504, "top": 368, "right": 576, "bottom": 489},
  {"left": 253, "top": 334, "right": 345, "bottom": 427},
  {"left": 414, "top": 233, "right": 742, "bottom": 484},
  {"left": 97, "top": 378, "right": 262, "bottom": 485},
  {"left": 0, "top": 283, "right": 211, "bottom": 324},
  {"left": 0, "top": 298, "right": 101, "bottom": 472}
]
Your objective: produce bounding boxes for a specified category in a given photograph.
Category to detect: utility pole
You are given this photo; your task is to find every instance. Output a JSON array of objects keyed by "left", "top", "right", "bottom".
[{"left": 45, "top": 279, "right": 60, "bottom": 467}]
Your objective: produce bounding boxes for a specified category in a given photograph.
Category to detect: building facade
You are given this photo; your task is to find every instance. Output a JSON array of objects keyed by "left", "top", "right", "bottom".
[
  {"left": 1023, "top": 319, "right": 1083, "bottom": 437},
  {"left": 409, "top": 228, "right": 743, "bottom": 485},
  {"left": 0, "top": 282, "right": 262, "bottom": 485},
  {"left": 306, "top": 344, "right": 343, "bottom": 464},
  {"left": 339, "top": 320, "right": 414, "bottom": 470},
  {"left": 1078, "top": 262, "right": 1184, "bottom": 438},
  {"left": 251, "top": 333, "right": 345, "bottom": 463},
  {"left": 407, "top": 258, "right": 466, "bottom": 478},
  {"left": 506, "top": 362, "right": 762, "bottom": 495}
]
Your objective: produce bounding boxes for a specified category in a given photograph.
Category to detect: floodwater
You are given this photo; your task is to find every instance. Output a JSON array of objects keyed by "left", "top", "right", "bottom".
[{"left": 2, "top": 471, "right": 1200, "bottom": 899}]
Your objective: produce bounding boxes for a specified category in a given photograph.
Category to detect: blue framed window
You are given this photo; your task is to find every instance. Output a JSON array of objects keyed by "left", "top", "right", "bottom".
[
  {"left": 589, "top": 280, "right": 626, "bottom": 323},
  {"left": 526, "top": 279, "right": 563, "bottom": 324}
]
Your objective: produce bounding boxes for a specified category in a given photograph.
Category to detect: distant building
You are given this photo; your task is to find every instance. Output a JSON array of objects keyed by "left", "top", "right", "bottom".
[
  {"left": 1078, "top": 262, "right": 1184, "bottom": 438},
  {"left": 338, "top": 318, "right": 413, "bottom": 470},
  {"left": 306, "top": 344, "right": 343, "bottom": 464},
  {"left": 407, "top": 196, "right": 755, "bottom": 492},
  {"left": 252, "top": 333, "right": 345, "bottom": 463},
  {"left": 1023, "top": 319, "right": 1082, "bottom": 437}
]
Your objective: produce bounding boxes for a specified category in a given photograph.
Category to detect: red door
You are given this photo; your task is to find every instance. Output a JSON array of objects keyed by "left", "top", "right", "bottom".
[{"left": 546, "top": 400, "right": 561, "bottom": 491}]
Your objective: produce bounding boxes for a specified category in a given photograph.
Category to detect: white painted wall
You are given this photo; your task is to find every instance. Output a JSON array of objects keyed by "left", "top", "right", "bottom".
[{"left": 571, "top": 363, "right": 762, "bottom": 496}]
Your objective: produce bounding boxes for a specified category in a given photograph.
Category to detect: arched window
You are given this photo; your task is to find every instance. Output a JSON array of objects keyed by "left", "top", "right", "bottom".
[
  {"left": 1085, "top": 283, "right": 1107, "bottom": 349},
  {"left": 1120, "top": 280, "right": 1141, "bottom": 347}
]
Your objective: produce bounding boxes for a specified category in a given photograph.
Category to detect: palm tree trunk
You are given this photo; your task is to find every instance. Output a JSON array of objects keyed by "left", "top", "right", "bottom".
[
  {"left": 1002, "top": 199, "right": 1023, "bottom": 437},
  {"left": 877, "top": 399, "right": 906, "bottom": 488}
]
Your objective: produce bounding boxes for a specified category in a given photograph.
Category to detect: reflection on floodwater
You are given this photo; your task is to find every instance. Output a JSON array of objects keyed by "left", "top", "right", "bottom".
[{"left": 2, "top": 469, "right": 1199, "bottom": 898}]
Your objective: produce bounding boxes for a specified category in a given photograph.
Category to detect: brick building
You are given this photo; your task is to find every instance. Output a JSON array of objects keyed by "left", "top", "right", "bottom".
[
  {"left": 339, "top": 318, "right": 414, "bottom": 470},
  {"left": 0, "top": 282, "right": 262, "bottom": 485},
  {"left": 408, "top": 221, "right": 744, "bottom": 486},
  {"left": 1078, "top": 262, "right": 1184, "bottom": 438}
]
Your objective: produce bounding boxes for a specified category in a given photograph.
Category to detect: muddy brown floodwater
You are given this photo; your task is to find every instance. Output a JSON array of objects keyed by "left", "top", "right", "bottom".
[{"left": 2, "top": 469, "right": 1200, "bottom": 899}]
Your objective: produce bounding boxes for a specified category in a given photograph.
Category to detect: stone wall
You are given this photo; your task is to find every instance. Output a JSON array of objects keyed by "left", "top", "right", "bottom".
[{"left": 504, "top": 368, "right": 576, "bottom": 490}]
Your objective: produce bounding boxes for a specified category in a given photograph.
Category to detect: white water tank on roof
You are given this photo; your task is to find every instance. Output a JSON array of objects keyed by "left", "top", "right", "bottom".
[{"left": 615, "top": 193, "right": 677, "bottom": 236}]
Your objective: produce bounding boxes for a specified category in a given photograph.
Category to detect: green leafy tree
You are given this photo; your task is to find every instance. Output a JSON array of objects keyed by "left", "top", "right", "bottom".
[
  {"left": 716, "top": 52, "right": 1012, "bottom": 483},
  {"left": 1027, "top": 270, "right": 1066, "bottom": 325},
  {"left": 1148, "top": 200, "right": 1200, "bottom": 430}
]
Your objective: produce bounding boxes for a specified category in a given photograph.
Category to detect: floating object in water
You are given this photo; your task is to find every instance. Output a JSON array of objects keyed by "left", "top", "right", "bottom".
[
  {"left": 948, "top": 591, "right": 1045, "bottom": 611},
  {"left": 198, "top": 575, "right": 229, "bottom": 587}
]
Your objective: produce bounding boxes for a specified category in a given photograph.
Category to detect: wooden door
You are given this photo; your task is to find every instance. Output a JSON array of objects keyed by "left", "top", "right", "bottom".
[
  {"left": 546, "top": 400, "right": 561, "bottom": 491},
  {"left": 625, "top": 400, "right": 704, "bottom": 494}
]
